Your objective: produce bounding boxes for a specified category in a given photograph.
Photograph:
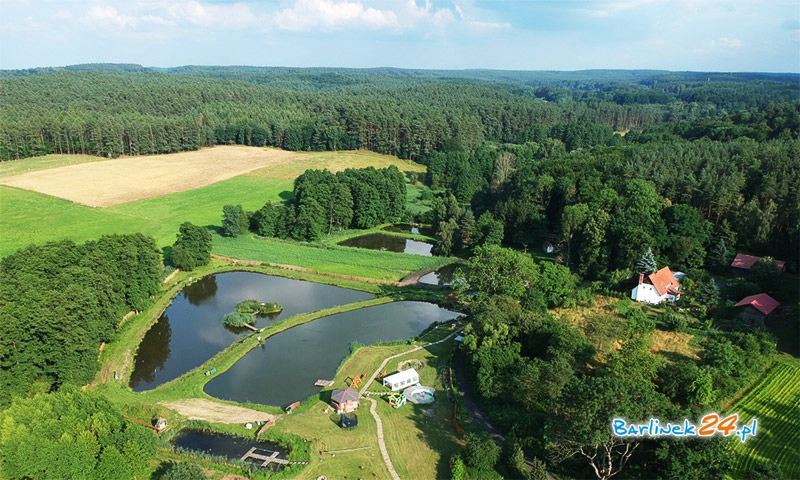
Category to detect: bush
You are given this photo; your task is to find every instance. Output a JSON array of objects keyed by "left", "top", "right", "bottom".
[
  {"left": 451, "top": 455, "right": 467, "bottom": 480},
  {"left": 170, "top": 222, "right": 212, "bottom": 270},
  {"left": 223, "top": 311, "right": 254, "bottom": 328},
  {"left": 158, "top": 461, "right": 206, "bottom": 480},
  {"left": 660, "top": 310, "right": 689, "bottom": 332}
]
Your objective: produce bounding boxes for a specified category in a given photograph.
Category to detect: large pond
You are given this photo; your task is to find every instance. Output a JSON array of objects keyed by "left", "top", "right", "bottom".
[
  {"left": 130, "top": 272, "right": 374, "bottom": 391},
  {"left": 205, "top": 301, "right": 459, "bottom": 406},
  {"left": 173, "top": 430, "right": 287, "bottom": 471},
  {"left": 339, "top": 233, "right": 433, "bottom": 256}
]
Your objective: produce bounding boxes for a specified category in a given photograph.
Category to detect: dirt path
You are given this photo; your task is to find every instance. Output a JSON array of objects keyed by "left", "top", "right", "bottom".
[
  {"left": 161, "top": 398, "right": 278, "bottom": 424},
  {"left": 368, "top": 398, "right": 401, "bottom": 480}
]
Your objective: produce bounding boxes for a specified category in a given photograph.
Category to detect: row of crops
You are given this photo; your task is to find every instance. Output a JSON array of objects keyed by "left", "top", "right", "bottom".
[{"left": 729, "top": 359, "right": 800, "bottom": 479}]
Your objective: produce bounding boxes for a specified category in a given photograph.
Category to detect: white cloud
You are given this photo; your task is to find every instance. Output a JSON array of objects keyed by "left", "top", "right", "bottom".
[
  {"left": 580, "top": 0, "right": 664, "bottom": 18},
  {"left": 711, "top": 36, "right": 743, "bottom": 48},
  {"left": 454, "top": 4, "right": 510, "bottom": 32},
  {"left": 87, "top": 5, "right": 140, "bottom": 30},
  {"left": 166, "top": 1, "right": 257, "bottom": 29},
  {"left": 274, "top": 0, "right": 400, "bottom": 31}
]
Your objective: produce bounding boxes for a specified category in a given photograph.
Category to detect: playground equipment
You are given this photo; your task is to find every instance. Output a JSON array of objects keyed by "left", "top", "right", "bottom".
[
  {"left": 348, "top": 373, "right": 366, "bottom": 389},
  {"left": 339, "top": 412, "right": 358, "bottom": 429},
  {"left": 403, "top": 385, "right": 435, "bottom": 405},
  {"left": 388, "top": 392, "right": 407, "bottom": 408}
]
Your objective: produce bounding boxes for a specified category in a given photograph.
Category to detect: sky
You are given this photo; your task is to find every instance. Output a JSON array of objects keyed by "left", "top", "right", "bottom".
[{"left": 0, "top": 0, "right": 798, "bottom": 72}]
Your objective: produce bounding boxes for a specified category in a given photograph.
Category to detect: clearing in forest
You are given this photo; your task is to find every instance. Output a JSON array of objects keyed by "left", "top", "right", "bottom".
[{"left": 0, "top": 146, "right": 426, "bottom": 207}]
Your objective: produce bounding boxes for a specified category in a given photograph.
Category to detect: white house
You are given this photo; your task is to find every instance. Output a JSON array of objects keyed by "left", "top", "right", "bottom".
[
  {"left": 382, "top": 368, "right": 420, "bottom": 392},
  {"left": 631, "top": 266, "right": 681, "bottom": 305}
]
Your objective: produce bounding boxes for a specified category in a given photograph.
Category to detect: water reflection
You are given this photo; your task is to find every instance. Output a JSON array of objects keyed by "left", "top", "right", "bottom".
[{"left": 339, "top": 233, "right": 433, "bottom": 256}]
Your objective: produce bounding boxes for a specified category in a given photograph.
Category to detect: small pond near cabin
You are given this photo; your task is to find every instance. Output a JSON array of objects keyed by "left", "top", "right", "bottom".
[
  {"left": 418, "top": 263, "right": 459, "bottom": 287},
  {"left": 339, "top": 233, "right": 433, "bottom": 256},
  {"left": 204, "top": 301, "right": 459, "bottom": 406},
  {"left": 129, "top": 272, "right": 374, "bottom": 391},
  {"left": 172, "top": 430, "right": 287, "bottom": 470}
]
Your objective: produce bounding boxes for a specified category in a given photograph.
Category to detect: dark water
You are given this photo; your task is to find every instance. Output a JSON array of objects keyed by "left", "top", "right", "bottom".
[
  {"left": 419, "top": 263, "right": 459, "bottom": 287},
  {"left": 339, "top": 233, "right": 433, "bottom": 256},
  {"left": 173, "top": 430, "right": 286, "bottom": 470},
  {"left": 382, "top": 223, "right": 434, "bottom": 236},
  {"left": 130, "top": 272, "right": 373, "bottom": 391},
  {"left": 205, "top": 301, "right": 459, "bottom": 406}
]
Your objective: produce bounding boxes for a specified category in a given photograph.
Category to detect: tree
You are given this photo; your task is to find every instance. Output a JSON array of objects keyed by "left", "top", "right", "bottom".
[
  {"left": 222, "top": 204, "right": 248, "bottom": 237},
  {"left": 457, "top": 209, "right": 477, "bottom": 251},
  {"left": 537, "top": 261, "right": 578, "bottom": 308},
  {"left": 450, "top": 456, "right": 467, "bottom": 480},
  {"left": 635, "top": 247, "right": 658, "bottom": 274},
  {"left": 158, "top": 462, "right": 206, "bottom": 480},
  {"left": 456, "top": 245, "right": 537, "bottom": 299},
  {"left": 435, "top": 218, "right": 458, "bottom": 256},
  {"left": 476, "top": 211, "right": 505, "bottom": 246},
  {"left": 750, "top": 256, "right": 781, "bottom": 292},
  {"left": 463, "top": 432, "right": 500, "bottom": 472},
  {"left": 0, "top": 388, "right": 158, "bottom": 479},
  {"left": 170, "top": 222, "right": 212, "bottom": 270}
]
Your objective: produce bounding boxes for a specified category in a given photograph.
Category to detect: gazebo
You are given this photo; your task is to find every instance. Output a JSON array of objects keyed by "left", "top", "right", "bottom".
[{"left": 330, "top": 388, "right": 360, "bottom": 414}]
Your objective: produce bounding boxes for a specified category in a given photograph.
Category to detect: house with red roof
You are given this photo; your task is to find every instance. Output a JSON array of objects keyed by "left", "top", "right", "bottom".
[
  {"left": 734, "top": 293, "right": 780, "bottom": 327},
  {"left": 631, "top": 266, "right": 682, "bottom": 305},
  {"left": 731, "top": 253, "right": 786, "bottom": 274}
]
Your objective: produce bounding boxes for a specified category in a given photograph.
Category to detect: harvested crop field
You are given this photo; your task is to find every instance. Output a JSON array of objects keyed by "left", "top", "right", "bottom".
[{"left": 0, "top": 146, "right": 299, "bottom": 207}]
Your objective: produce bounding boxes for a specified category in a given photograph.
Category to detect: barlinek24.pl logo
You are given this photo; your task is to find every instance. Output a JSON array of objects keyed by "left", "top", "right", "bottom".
[{"left": 612, "top": 413, "right": 757, "bottom": 443}]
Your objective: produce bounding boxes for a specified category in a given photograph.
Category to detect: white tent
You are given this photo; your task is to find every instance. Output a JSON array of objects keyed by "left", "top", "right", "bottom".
[{"left": 382, "top": 368, "right": 420, "bottom": 391}]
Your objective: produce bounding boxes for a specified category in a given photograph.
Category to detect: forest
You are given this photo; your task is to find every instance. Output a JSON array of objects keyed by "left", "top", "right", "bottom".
[{"left": 0, "top": 65, "right": 798, "bottom": 479}]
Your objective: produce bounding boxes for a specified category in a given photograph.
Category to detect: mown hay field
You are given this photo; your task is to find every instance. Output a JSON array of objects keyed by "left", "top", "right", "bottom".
[
  {"left": 0, "top": 147, "right": 425, "bottom": 259},
  {"left": 729, "top": 359, "right": 800, "bottom": 479}
]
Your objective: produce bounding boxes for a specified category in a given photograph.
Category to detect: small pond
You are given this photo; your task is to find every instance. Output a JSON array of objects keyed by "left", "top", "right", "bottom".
[
  {"left": 419, "top": 263, "right": 459, "bottom": 287},
  {"left": 382, "top": 223, "right": 434, "bottom": 236},
  {"left": 173, "top": 430, "right": 287, "bottom": 471},
  {"left": 129, "top": 272, "right": 374, "bottom": 391},
  {"left": 339, "top": 233, "right": 433, "bottom": 256},
  {"left": 204, "top": 301, "right": 459, "bottom": 406}
]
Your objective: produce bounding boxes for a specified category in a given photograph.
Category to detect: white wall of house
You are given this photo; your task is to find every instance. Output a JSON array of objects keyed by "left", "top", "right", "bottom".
[{"left": 631, "top": 283, "right": 676, "bottom": 304}]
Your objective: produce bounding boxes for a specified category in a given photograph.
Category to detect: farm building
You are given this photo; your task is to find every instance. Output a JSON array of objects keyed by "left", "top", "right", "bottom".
[
  {"left": 730, "top": 253, "right": 786, "bottom": 274},
  {"left": 330, "top": 388, "right": 360, "bottom": 414},
  {"left": 735, "top": 293, "right": 780, "bottom": 327},
  {"left": 382, "top": 368, "right": 420, "bottom": 392},
  {"left": 631, "top": 266, "right": 681, "bottom": 305}
]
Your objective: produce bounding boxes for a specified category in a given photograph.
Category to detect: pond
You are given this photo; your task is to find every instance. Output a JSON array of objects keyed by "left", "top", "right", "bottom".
[
  {"left": 172, "top": 430, "right": 287, "bottom": 471},
  {"left": 419, "top": 263, "right": 459, "bottom": 287},
  {"left": 129, "top": 272, "right": 374, "bottom": 391},
  {"left": 382, "top": 223, "right": 434, "bottom": 236},
  {"left": 339, "top": 233, "right": 433, "bottom": 256},
  {"left": 204, "top": 301, "right": 459, "bottom": 406}
]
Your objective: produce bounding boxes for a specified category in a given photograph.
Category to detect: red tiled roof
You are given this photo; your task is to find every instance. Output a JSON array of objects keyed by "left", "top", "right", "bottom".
[
  {"left": 731, "top": 253, "right": 786, "bottom": 271},
  {"left": 646, "top": 266, "right": 680, "bottom": 296},
  {"left": 735, "top": 293, "right": 780, "bottom": 316}
]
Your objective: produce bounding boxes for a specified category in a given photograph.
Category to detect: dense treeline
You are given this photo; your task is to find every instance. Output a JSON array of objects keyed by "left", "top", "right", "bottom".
[
  {"left": 424, "top": 135, "right": 799, "bottom": 272},
  {"left": 0, "top": 234, "right": 161, "bottom": 405},
  {"left": 5, "top": 66, "right": 797, "bottom": 161},
  {"left": 0, "top": 387, "right": 158, "bottom": 479},
  {"left": 249, "top": 166, "right": 405, "bottom": 241}
]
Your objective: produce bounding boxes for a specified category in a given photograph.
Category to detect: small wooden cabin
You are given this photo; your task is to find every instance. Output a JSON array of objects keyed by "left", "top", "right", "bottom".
[{"left": 330, "top": 388, "right": 360, "bottom": 414}]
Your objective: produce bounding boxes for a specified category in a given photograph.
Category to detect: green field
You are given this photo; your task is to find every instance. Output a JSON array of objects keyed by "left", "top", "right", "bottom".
[{"left": 729, "top": 359, "right": 800, "bottom": 479}]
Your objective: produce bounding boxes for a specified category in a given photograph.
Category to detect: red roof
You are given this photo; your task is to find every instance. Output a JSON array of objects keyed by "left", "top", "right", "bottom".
[
  {"left": 735, "top": 293, "right": 780, "bottom": 316},
  {"left": 646, "top": 267, "right": 680, "bottom": 296},
  {"left": 731, "top": 253, "right": 786, "bottom": 271},
  {"left": 331, "top": 388, "right": 360, "bottom": 403}
]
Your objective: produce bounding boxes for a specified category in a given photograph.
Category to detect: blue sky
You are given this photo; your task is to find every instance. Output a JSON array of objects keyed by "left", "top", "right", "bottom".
[{"left": 1, "top": 0, "right": 798, "bottom": 72}]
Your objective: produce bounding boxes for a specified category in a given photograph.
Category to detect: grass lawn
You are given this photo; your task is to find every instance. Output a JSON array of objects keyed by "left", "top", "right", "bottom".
[
  {"left": 728, "top": 358, "right": 800, "bottom": 479},
  {"left": 213, "top": 233, "right": 454, "bottom": 282}
]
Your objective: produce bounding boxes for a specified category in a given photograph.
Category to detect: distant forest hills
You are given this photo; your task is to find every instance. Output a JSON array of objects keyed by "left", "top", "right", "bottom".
[{"left": 2, "top": 63, "right": 799, "bottom": 87}]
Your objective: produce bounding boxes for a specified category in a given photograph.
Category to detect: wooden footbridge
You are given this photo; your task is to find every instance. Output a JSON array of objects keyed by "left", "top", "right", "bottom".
[{"left": 240, "top": 447, "right": 308, "bottom": 467}]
